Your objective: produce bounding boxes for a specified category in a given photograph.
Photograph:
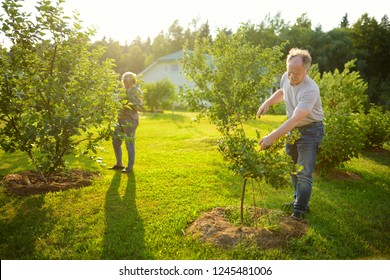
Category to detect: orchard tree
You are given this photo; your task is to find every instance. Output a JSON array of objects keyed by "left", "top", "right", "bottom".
[
  {"left": 0, "top": 0, "right": 120, "bottom": 181},
  {"left": 182, "top": 26, "right": 295, "bottom": 223}
]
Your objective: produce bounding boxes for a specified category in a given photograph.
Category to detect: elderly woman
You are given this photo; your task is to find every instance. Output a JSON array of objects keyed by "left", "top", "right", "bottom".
[{"left": 109, "top": 72, "right": 143, "bottom": 173}]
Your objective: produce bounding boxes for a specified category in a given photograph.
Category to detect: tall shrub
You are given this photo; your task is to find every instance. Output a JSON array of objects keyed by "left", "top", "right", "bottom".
[
  {"left": 312, "top": 60, "right": 368, "bottom": 115},
  {"left": 0, "top": 0, "right": 120, "bottom": 180},
  {"left": 310, "top": 61, "right": 369, "bottom": 173},
  {"left": 361, "top": 105, "right": 390, "bottom": 148},
  {"left": 143, "top": 78, "right": 177, "bottom": 113},
  {"left": 314, "top": 113, "right": 366, "bottom": 174}
]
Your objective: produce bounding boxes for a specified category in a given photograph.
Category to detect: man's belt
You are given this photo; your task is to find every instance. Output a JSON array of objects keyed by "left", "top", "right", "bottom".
[{"left": 297, "top": 121, "right": 323, "bottom": 130}]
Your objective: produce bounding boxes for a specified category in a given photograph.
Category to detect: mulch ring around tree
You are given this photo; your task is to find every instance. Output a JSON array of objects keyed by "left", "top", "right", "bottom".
[
  {"left": 186, "top": 207, "right": 308, "bottom": 250},
  {"left": 1, "top": 169, "right": 99, "bottom": 196}
]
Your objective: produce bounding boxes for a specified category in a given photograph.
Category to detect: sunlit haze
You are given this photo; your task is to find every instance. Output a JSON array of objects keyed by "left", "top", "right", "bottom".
[
  {"left": 62, "top": 0, "right": 389, "bottom": 43},
  {"left": 1, "top": 0, "right": 389, "bottom": 45}
]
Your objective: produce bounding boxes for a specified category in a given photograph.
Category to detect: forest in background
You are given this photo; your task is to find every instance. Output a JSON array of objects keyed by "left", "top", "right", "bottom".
[{"left": 92, "top": 12, "right": 389, "bottom": 107}]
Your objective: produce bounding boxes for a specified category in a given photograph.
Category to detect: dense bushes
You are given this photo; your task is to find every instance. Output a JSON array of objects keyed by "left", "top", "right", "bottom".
[
  {"left": 315, "top": 113, "right": 366, "bottom": 174},
  {"left": 312, "top": 61, "right": 389, "bottom": 174},
  {"left": 142, "top": 79, "right": 178, "bottom": 112},
  {"left": 361, "top": 105, "right": 390, "bottom": 148}
]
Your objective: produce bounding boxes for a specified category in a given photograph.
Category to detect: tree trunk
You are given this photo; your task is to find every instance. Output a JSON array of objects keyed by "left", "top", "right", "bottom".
[{"left": 240, "top": 178, "right": 247, "bottom": 224}]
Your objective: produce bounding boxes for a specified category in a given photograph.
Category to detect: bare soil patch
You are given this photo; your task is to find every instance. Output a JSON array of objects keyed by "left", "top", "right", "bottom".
[
  {"left": 186, "top": 207, "right": 308, "bottom": 250},
  {"left": 366, "top": 147, "right": 390, "bottom": 155},
  {"left": 326, "top": 169, "right": 362, "bottom": 180},
  {"left": 1, "top": 170, "right": 98, "bottom": 196}
]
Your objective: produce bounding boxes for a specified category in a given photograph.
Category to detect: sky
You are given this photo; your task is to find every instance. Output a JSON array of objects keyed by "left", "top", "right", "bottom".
[
  {"left": 1, "top": 0, "right": 389, "bottom": 45},
  {"left": 61, "top": 0, "right": 389, "bottom": 43}
]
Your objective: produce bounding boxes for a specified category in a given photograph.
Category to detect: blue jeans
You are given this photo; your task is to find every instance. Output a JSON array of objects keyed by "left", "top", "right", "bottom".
[
  {"left": 112, "top": 117, "right": 138, "bottom": 169},
  {"left": 285, "top": 122, "right": 324, "bottom": 214}
]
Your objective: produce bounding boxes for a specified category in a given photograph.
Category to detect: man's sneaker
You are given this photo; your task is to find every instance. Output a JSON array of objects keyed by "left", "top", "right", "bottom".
[
  {"left": 108, "top": 165, "right": 125, "bottom": 170},
  {"left": 282, "top": 201, "right": 294, "bottom": 209},
  {"left": 291, "top": 212, "right": 305, "bottom": 222},
  {"left": 283, "top": 202, "right": 310, "bottom": 213}
]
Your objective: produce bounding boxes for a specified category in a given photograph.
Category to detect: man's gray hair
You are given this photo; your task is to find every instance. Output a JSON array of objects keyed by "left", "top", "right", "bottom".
[{"left": 287, "top": 48, "right": 312, "bottom": 71}]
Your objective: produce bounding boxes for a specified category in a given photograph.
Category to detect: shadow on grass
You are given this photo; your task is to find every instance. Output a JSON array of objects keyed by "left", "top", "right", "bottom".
[
  {"left": 143, "top": 111, "right": 187, "bottom": 122},
  {"left": 0, "top": 195, "right": 53, "bottom": 259},
  {"left": 362, "top": 147, "right": 390, "bottom": 167},
  {"left": 102, "top": 171, "right": 152, "bottom": 259},
  {"left": 0, "top": 151, "right": 34, "bottom": 178},
  {"left": 303, "top": 174, "right": 390, "bottom": 259}
]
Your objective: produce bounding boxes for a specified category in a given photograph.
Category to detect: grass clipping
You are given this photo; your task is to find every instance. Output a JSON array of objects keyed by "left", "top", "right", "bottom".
[{"left": 186, "top": 207, "right": 308, "bottom": 250}]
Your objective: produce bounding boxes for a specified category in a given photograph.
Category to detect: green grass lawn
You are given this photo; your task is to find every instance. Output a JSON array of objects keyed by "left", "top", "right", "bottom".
[{"left": 0, "top": 111, "right": 389, "bottom": 260}]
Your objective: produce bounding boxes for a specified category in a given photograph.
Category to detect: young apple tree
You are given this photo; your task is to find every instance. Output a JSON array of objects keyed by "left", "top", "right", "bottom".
[
  {"left": 0, "top": 0, "right": 120, "bottom": 181},
  {"left": 182, "top": 27, "right": 295, "bottom": 222}
]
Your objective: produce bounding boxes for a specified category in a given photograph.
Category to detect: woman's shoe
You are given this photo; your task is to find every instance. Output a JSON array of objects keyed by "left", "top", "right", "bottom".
[{"left": 108, "top": 165, "right": 125, "bottom": 170}]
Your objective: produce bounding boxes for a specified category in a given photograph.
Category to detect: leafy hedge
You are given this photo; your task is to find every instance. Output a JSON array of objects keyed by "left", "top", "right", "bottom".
[
  {"left": 361, "top": 105, "right": 390, "bottom": 148},
  {"left": 316, "top": 113, "right": 366, "bottom": 174},
  {"left": 312, "top": 60, "right": 389, "bottom": 174}
]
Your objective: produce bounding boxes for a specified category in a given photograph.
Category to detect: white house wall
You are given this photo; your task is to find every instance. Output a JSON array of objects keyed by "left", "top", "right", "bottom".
[{"left": 140, "top": 61, "right": 195, "bottom": 90}]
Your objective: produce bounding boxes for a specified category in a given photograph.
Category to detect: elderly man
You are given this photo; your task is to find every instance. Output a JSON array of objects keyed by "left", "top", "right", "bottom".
[{"left": 257, "top": 48, "right": 324, "bottom": 221}]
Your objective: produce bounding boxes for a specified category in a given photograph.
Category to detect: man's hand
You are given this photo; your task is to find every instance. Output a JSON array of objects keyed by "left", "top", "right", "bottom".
[
  {"left": 259, "top": 135, "right": 274, "bottom": 150},
  {"left": 256, "top": 103, "right": 269, "bottom": 118}
]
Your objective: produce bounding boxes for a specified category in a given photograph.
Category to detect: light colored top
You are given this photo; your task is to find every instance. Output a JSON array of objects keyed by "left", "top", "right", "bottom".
[{"left": 281, "top": 72, "right": 324, "bottom": 127}]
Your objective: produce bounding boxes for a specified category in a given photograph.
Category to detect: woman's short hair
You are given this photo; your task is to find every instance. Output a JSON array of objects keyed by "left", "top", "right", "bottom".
[{"left": 121, "top": 72, "right": 137, "bottom": 84}]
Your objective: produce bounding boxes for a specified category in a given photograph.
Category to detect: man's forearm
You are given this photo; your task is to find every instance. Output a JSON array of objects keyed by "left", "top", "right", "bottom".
[
  {"left": 266, "top": 89, "right": 284, "bottom": 106},
  {"left": 268, "top": 118, "right": 298, "bottom": 141},
  {"left": 257, "top": 89, "right": 284, "bottom": 118}
]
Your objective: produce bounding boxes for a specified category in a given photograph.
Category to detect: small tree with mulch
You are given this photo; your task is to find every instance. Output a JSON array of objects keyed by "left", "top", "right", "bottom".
[{"left": 182, "top": 26, "right": 297, "bottom": 224}]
